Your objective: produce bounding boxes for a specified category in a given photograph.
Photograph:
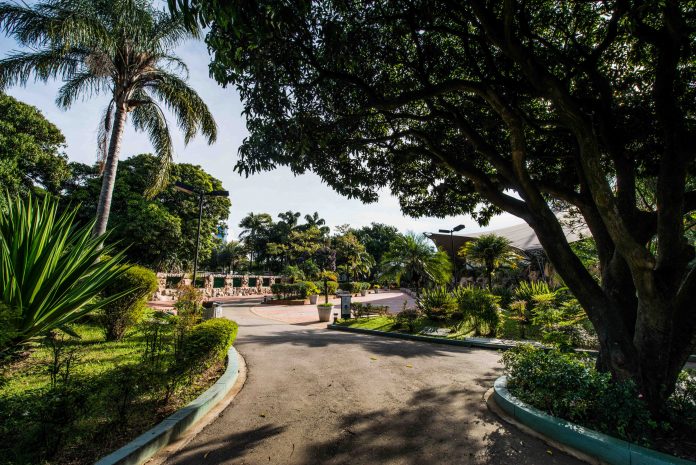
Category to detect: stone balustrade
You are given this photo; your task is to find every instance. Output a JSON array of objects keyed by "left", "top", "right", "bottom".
[{"left": 154, "top": 272, "right": 282, "bottom": 300}]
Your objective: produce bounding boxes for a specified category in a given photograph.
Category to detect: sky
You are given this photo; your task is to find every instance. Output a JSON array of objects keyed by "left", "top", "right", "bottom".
[{"left": 0, "top": 31, "right": 522, "bottom": 240}]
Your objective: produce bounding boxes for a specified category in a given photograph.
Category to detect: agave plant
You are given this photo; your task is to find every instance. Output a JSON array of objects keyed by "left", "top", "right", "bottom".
[{"left": 0, "top": 194, "right": 130, "bottom": 354}]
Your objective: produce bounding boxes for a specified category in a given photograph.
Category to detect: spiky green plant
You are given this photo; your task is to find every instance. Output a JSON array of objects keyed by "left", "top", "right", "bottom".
[
  {"left": 0, "top": 193, "right": 130, "bottom": 354},
  {"left": 458, "top": 234, "right": 523, "bottom": 290},
  {"left": 380, "top": 233, "right": 452, "bottom": 293},
  {"left": 0, "top": 0, "right": 217, "bottom": 237}
]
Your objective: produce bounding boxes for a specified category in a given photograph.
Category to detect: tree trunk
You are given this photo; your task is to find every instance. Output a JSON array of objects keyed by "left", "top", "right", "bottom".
[{"left": 93, "top": 102, "right": 128, "bottom": 237}]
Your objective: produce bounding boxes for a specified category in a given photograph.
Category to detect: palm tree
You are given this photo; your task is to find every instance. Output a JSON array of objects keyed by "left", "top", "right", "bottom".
[
  {"left": 380, "top": 233, "right": 452, "bottom": 294},
  {"left": 458, "top": 233, "right": 522, "bottom": 290},
  {"left": 303, "top": 211, "right": 330, "bottom": 236},
  {"left": 0, "top": 0, "right": 217, "bottom": 237},
  {"left": 238, "top": 212, "right": 273, "bottom": 271}
]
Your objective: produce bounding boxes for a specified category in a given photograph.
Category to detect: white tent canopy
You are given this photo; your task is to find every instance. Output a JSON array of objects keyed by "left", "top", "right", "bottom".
[{"left": 426, "top": 217, "right": 589, "bottom": 254}]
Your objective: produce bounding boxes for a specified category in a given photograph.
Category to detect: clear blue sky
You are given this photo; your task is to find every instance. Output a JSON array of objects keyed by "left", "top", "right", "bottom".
[{"left": 0, "top": 30, "right": 521, "bottom": 240}]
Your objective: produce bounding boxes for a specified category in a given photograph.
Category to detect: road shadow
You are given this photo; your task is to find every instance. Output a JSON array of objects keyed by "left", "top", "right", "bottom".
[
  {"left": 238, "top": 327, "right": 479, "bottom": 358},
  {"left": 298, "top": 387, "right": 581, "bottom": 465},
  {"left": 165, "top": 424, "right": 285, "bottom": 464}
]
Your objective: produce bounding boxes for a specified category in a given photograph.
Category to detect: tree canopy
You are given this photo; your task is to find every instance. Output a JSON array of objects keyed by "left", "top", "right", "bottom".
[
  {"left": 0, "top": 93, "right": 69, "bottom": 207},
  {"left": 62, "top": 153, "right": 230, "bottom": 270},
  {"left": 171, "top": 0, "right": 696, "bottom": 410}
]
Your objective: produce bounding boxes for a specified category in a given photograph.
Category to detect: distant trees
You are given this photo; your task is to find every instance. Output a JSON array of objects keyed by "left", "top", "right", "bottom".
[
  {"left": 61, "top": 154, "right": 230, "bottom": 271},
  {"left": 380, "top": 233, "right": 452, "bottom": 292},
  {"left": 0, "top": 93, "right": 70, "bottom": 208}
]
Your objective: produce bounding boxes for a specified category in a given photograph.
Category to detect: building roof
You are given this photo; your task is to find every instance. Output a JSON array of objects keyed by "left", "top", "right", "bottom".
[{"left": 425, "top": 218, "right": 588, "bottom": 255}]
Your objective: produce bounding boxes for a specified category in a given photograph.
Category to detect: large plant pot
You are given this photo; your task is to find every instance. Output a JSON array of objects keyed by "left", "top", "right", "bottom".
[
  {"left": 317, "top": 305, "right": 333, "bottom": 322},
  {"left": 309, "top": 294, "right": 318, "bottom": 304},
  {"left": 360, "top": 290, "right": 367, "bottom": 296}
]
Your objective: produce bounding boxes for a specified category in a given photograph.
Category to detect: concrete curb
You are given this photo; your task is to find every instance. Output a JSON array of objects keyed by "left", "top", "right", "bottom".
[
  {"left": 326, "top": 324, "right": 696, "bottom": 363},
  {"left": 491, "top": 376, "right": 696, "bottom": 465},
  {"left": 95, "top": 346, "right": 241, "bottom": 465}
]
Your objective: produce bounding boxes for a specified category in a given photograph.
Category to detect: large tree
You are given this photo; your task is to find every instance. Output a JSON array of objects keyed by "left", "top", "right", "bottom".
[
  {"left": 63, "top": 153, "right": 230, "bottom": 270},
  {"left": 0, "top": 93, "right": 69, "bottom": 207},
  {"left": 172, "top": 0, "right": 696, "bottom": 411},
  {"left": 0, "top": 0, "right": 216, "bottom": 236}
]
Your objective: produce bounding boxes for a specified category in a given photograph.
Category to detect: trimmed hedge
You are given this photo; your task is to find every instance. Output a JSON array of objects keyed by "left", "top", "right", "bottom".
[
  {"left": 338, "top": 282, "right": 370, "bottom": 293},
  {"left": 315, "top": 280, "right": 338, "bottom": 296},
  {"left": 174, "top": 318, "right": 238, "bottom": 377},
  {"left": 99, "top": 265, "right": 158, "bottom": 341},
  {"left": 270, "top": 282, "right": 309, "bottom": 299}
]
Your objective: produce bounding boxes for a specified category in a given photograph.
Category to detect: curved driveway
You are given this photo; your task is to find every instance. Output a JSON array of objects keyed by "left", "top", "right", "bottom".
[{"left": 165, "top": 300, "right": 582, "bottom": 465}]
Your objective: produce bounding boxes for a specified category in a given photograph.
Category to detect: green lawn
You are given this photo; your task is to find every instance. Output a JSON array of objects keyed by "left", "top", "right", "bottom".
[
  {"left": 336, "top": 316, "right": 473, "bottom": 339},
  {"left": 0, "top": 318, "right": 224, "bottom": 465}
]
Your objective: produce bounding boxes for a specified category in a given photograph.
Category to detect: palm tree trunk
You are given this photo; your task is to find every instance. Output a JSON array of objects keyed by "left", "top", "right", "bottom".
[{"left": 93, "top": 103, "right": 127, "bottom": 237}]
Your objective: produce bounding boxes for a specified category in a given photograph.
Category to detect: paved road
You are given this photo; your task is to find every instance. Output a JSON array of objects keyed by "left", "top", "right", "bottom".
[{"left": 165, "top": 301, "right": 582, "bottom": 465}]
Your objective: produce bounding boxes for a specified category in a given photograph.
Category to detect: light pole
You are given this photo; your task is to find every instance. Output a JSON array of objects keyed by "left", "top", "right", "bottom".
[
  {"left": 438, "top": 224, "right": 465, "bottom": 287},
  {"left": 175, "top": 181, "right": 229, "bottom": 287}
]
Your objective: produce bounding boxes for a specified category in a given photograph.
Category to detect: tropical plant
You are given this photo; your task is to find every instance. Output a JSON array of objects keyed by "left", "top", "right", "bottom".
[
  {"left": 453, "top": 285, "right": 501, "bottom": 337},
  {"left": 0, "top": 194, "right": 129, "bottom": 354},
  {"left": 238, "top": 212, "right": 273, "bottom": 270},
  {"left": 302, "top": 211, "right": 330, "bottom": 236},
  {"left": 417, "top": 286, "right": 457, "bottom": 321},
  {"left": 380, "top": 233, "right": 452, "bottom": 293},
  {"left": 0, "top": 0, "right": 217, "bottom": 236},
  {"left": 458, "top": 234, "right": 522, "bottom": 290}
]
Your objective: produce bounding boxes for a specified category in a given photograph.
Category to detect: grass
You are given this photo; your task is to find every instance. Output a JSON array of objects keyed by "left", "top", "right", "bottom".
[
  {"left": 0, "top": 317, "right": 225, "bottom": 465},
  {"left": 336, "top": 316, "right": 474, "bottom": 339}
]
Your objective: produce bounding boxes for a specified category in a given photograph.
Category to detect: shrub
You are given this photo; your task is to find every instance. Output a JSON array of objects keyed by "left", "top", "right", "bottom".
[
  {"left": 303, "top": 281, "right": 320, "bottom": 296},
  {"left": 453, "top": 285, "right": 500, "bottom": 336},
  {"left": 417, "top": 286, "right": 457, "bottom": 320},
  {"left": 270, "top": 282, "right": 309, "bottom": 299},
  {"left": 173, "top": 286, "right": 204, "bottom": 356},
  {"left": 173, "top": 318, "right": 238, "bottom": 379},
  {"left": 502, "top": 345, "right": 655, "bottom": 442},
  {"left": 513, "top": 280, "right": 551, "bottom": 308},
  {"left": 99, "top": 265, "right": 158, "bottom": 341},
  {"left": 395, "top": 309, "right": 420, "bottom": 333},
  {"left": 315, "top": 280, "right": 338, "bottom": 296}
]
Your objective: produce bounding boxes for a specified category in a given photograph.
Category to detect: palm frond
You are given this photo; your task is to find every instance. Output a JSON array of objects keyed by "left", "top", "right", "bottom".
[
  {"left": 56, "top": 70, "right": 111, "bottom": 108},
  {"left": 145, "top": 70, "right": 217, "bottom": 144},
  {"left": 130, "top": 95, "right": 174, "bottom": 196},
  {"left": 0, "top": 48, "right": 84, "bottom": 88},
  {"left": 96, "top": 100, "right": 115, "bottom": 171}
]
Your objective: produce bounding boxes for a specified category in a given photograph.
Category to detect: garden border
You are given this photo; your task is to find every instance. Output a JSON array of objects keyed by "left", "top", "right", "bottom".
[
  {"left": 94, "top": 346, "right": 242, "bottom": 465},
  {"left": 325, "top": 324, "right": 696, "bottom": 363},
  {"left": 490, "top": 376, "right": 696, "bottom": 465}
]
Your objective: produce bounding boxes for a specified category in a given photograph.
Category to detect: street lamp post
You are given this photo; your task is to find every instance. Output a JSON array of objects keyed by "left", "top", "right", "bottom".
[
  {"left": 175, "top": 181, "right": 229, "bottom": 287},
  {"left": 438, "top": 224, "right": 465, "bottom": 287}
]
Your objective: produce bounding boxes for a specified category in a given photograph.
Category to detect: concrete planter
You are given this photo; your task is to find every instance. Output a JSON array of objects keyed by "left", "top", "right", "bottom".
[
  {"left": 360, "top": 289, "right": 367, "bottom": 296},
  {"left": 492, "top": 376, "right": 696, "bottom": 465},
  {"left": 309, "top": 294, "right": 318, "bottom": 304},
  {"left": 317, "top": 305, "right": 333, "bottom": 322}
]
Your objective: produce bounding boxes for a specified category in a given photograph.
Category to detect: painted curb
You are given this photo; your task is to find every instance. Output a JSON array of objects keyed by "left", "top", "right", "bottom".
[
  {"left": 95, "top": 346, "right": 241, "bottom": 465},
  {"left": 326, "top": 325, "right": 696, "bottom": 363},
  {"left": 492, "top": 376, "right": 696, "bottom": 465}
]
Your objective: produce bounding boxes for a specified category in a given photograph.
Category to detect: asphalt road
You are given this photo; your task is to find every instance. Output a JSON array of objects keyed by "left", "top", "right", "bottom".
[{"left": 165, "top": 302, "right": 582, "bottom": 465}]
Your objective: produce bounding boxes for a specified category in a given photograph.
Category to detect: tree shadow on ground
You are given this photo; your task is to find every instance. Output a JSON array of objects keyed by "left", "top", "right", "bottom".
[
  {"left": 166, "top": 424, "right": 286, "bottom": 464},
  {"left": 299, "top": 386, "right": 582, "bottom": 465},
  {"left": 238, "top": 328, "right": 478, "bottom": 358}
]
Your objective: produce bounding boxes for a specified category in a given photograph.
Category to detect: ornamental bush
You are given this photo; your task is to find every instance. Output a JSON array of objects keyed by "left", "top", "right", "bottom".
[
  {"left": 270, "top": 282, "right": 309, "bottom": 299},
  {"left": 453, "top": 285, "right": 500, "bottom": 336},
  {"left": 99, "top": 265, "right": 158, "bottom": 341},
  {"left": 172, "top": 318, "right": 238, "bottom": 379},
  {"left": 502, "top": 345, "right": 655, "bottom": 443},
  {"left": 417, "top": 286, "right": 457, "bottom": 320}
]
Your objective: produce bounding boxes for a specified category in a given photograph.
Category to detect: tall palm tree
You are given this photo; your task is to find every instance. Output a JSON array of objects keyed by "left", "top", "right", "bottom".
[
  {"left": 0, "top": 0, "right": 217, "bottom": 236},
  {"left": 380, "top": 233, "right": 452, "bottom": 294},
  {"left": 458, "top": 233, "right": 522, "bottom": 290},
  {"left": 238, "top": 212, "right": 273, "bottom": 271},
  {"left": 303, "top": 211, "right": 330, "bottom": 236}
]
